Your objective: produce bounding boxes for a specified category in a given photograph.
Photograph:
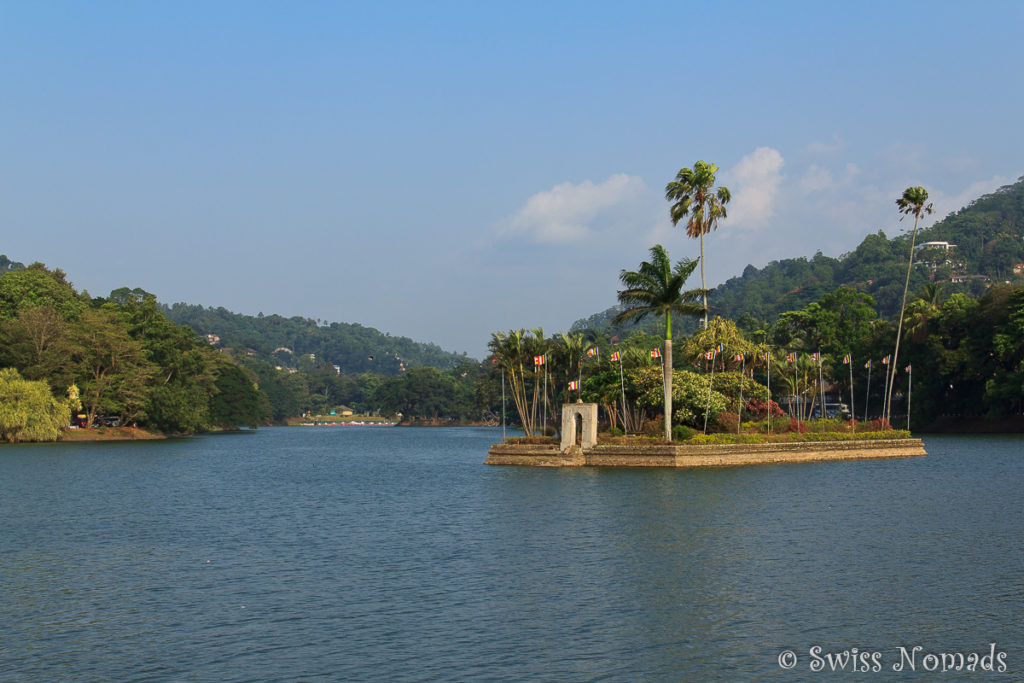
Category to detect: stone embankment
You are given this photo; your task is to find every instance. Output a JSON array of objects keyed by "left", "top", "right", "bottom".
[{"left": 486, "top": 438, "right": 927, "bottom": 467}]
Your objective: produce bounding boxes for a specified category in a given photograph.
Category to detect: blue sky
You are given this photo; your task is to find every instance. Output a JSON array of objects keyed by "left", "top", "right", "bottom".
[{"left": 2, "top": 2, "right": 1022, "bottom": 357}]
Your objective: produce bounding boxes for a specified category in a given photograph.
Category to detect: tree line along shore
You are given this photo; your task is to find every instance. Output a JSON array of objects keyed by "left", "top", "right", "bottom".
[{"left": 2, "top": 173, "right": 1023, "bottom": 443}]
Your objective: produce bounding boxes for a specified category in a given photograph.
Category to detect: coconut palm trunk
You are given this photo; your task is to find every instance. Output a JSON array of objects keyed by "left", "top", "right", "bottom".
[
  {"left": 698, "top": 234, "right": 707, "bottom": 328},
  {"left": 614, "top": 245, "right": 704, "bottom": 442},
  {"left": 663, "top": 331, "right": 673, "bottom": 442},
  {"left": 666, "top": 161, "right": 731, "bottom": 331},
  {"left": 886, "top": 187, "right": 933, "bottom": 423}
]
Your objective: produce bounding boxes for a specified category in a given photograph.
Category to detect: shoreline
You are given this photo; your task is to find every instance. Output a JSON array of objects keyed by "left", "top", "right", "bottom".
[
  {"left": 486, "top": 438, "right": 927, "bottom": 467},
  {"left": 58, "top": 427, "right": 166, "bottom": 441}
]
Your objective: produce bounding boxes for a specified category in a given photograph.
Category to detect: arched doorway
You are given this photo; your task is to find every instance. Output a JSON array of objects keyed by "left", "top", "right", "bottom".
[{"left": 560, "top": 402, "right": 598, "bottom": 451}]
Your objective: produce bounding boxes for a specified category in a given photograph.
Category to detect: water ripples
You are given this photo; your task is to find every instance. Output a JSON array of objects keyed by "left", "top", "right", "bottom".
[{"left": 2, "top": 429, "right": 1022, "bottom": 680}]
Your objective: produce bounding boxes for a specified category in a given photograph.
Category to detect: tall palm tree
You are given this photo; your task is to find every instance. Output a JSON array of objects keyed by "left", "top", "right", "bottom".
[
  {"left": 614, "top": 245, "right": 706, "bottom": 441},
  {"left": 665, "top": 160, "right": 731, "bottom": 329},
  {"left": 885, "top": 186, "right": 933, "bottom": 423}
]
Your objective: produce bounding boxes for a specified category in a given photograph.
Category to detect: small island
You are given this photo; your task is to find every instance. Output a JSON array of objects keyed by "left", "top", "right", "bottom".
[{"left": 487, "top": 401, "right": 926, "bottom": 467}]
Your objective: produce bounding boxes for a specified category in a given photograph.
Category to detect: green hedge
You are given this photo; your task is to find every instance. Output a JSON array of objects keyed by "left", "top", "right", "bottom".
[{"left": 689, "top": 430, "right": 912, "bottom": 445}]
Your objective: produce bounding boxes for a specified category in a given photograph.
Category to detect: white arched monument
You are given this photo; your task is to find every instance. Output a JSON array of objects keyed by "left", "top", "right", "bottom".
[{"left": 560, "top": 402, "right": 598, "bottom": 451}]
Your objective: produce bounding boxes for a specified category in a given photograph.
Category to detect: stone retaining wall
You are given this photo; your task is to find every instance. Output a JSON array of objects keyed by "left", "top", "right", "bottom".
[{"left": 485, "top": 438, "right": 927, "bottom": 467}]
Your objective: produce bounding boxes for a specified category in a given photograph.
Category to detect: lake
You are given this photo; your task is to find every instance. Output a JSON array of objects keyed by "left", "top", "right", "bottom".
[{"left": 1, "top": 428, "right": 1021, "bottom": 680}]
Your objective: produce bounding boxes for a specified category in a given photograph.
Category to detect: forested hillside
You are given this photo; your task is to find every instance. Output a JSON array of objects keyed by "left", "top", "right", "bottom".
[
  {"left": 0, "top": 266, "right": 268, "bottom": 439},
  {"left": 161, "top": 304, "right": 471, "bottom": 374},
  {"left": 574, "top": 177, "right": 1024, "bottom": 335}
]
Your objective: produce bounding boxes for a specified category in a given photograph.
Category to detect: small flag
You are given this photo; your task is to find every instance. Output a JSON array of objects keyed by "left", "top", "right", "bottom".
[
  {"left": 905, "top": 364, "right": 912, "bottom": 373},
  {"left": 786, "top": 353, "right": 796, "bottom": 363},
  {"left": 882, "top": 355, "right": 890, "bottom": 365},
  {"left": 760, "top": 352, "right": 771, "bottom": 361},
  {"left": 651, "top": 348, "right": 661, "bottom": 359},
  {"left": 810, "top": 352, "right": 820, "bottom": 362},
  {"left": 586, "top": 347, "right": 597, "bottom": 357},
  {"left": 534, "top": 355, "right": 545, "bottom": 366},
  {"left": 568, "top": 380, "right": 579, "bottom": 391},
  {"left": 610, "top": 351, "right": 620, "bottom": 362},
  {"left": 842, "top": 354, "right": 851, "bottom": 365},
  {"left": 715, "top": 344, "right": 723, "bottom": 354},
  {"left": 734, "top": 354, "right": 744, "bottom": 362},
  {"left": 865, "top": 360, "right": 872, "bottom": 369},
  {"left": 704, "top": 351, "right": 714, "bottom": 360}
]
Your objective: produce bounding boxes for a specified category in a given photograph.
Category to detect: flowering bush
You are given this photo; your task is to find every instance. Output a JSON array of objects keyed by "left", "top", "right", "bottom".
[{"left": 745, "top": 397, "right": 786, "bottom": 419}]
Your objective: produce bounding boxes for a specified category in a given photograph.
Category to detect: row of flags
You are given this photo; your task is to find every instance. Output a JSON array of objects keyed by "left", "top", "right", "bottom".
[
  {"left": 516, "top": 348, "right": 910, "bottom": 371},
  {"left": 503, "top": 347, "right": 912, "bottom": 404}
]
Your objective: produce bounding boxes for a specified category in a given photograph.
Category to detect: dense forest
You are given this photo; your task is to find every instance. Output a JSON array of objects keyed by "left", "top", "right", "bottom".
[
  {"left": 2, "top": 177, "right": 1023, "bottom": 441},
  {"left": 0, "top": 260, "right": 494, "bottom": 438},
  {"left": 0, "top": 264, "right": 268, "bottom": 440},
  {"left": 573, "top": 176, "right": 1024, "bottom": 337}
]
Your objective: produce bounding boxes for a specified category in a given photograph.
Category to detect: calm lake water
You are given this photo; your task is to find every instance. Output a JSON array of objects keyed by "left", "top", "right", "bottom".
[{"left": 1, "top": 428, "right": 1021, "bottom": 681}]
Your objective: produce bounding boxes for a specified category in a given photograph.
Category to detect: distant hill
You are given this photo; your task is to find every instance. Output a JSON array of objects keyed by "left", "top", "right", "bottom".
[
  {"left": 573, "top": 176, "right": 1024, "bottom": 335},
  {"left": 0, "top": 255, "right": 25, "bottom": 276},
  {"left": 162, "top": 303, "right": 471, "bottom": 375},
  {"left": 0, "top": 256, "right": 472, "bottom": 375}
]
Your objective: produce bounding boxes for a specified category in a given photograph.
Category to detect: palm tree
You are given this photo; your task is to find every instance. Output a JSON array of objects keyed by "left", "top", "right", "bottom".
[
  {"left": 613, "top": 245, "right": 706, "bottom": 441},
  {"left": 489, "top": 327, "right": 549, "bottom": 436},
  {"left": 919, "top": 282, "right": 944, "bottom": 308},
  {"left": 885, "top": 186, "right": 933, "bottom": 423},
  {"left": 665, "top": 161, "right": 731, "bottom": 329}
]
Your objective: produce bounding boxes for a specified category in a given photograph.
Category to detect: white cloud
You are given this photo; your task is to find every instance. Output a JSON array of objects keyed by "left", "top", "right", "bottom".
[
  {"left": 500, "top": 173, "right": 647, "bottom": 243},
  {"left": 723, "top": 147, "right": 785, "bottom": 230},
  {"left": 799, "top": 164, "right": 834, "bottom": 194},
  {"left": 806, "top": 135, "right": 846, "bottom": 155}
]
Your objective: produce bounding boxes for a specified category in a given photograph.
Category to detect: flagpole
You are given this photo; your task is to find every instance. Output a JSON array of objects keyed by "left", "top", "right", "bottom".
[
  {"left": 880, "top": 356, "right": 888, "bottom": 423},
  {"left": 766, "top": 351, "right": 771, "bottom": 434},
  {"left": 909, "top": 362, "right": 917, "bottom": 432},
  {"left": 882, "top": 359, "right": 889, "bottom": 424},
  {"left": 847, "top": 355, "right": 855, "bottom": 426},
  {"left": 737, "top": 354, "right": 744, "bottom": 434},
  {"left": 703, "top": 347, "right": 718, "bottom": 434},
  {"left": 501, "top": 370, "right": 506, "bottom": 442},
  {"left": 543, "top": 354, "right": 548, "bottom": 437},
  {"left": 617, "top": 352, "right": 627, "bottom": 435},
  {"left": 864, "top": 361, "right": 871, "bottom": 423},
  {"left": 818, "top": 352, "right": 824, "bottom": 421},
  {"left": 793, "top": 356, "right": 799, "bottom": 422}
]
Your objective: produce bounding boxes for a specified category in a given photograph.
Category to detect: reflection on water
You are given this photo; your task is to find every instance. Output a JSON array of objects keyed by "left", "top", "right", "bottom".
[{"left": 1, "top": 429, "right": 1021, "bottom": 680}]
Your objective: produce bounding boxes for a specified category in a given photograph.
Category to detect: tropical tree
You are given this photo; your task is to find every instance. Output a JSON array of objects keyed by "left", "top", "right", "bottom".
[
  {"left": 665, "top": 160, "right": 731, "bottom": 329},
  {"left": 684, "top": 316, "right": 755, "bottom": 371},
  {"left": 0, "top": 367, "right": 71, "bottom": 442},
  {"left": 886, "top": 186, "right": 933, "bottom": 421},
  {"left": 488, "top": 328, "right": 549, "bottom": 436},
  {"left": 613, "top": 245, "right": 706, "bottom": 441}
]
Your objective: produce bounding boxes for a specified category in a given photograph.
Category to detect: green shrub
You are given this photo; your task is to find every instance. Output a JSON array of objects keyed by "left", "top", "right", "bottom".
[
  {"left": 506, "top": 435, "right": 557, "bottom": 445},
  {"left": 673, "top": 424, "right": 695, "bottom": 441},
  {"left": 688, "top": 430, "right": 911, "bottom": 445}
]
